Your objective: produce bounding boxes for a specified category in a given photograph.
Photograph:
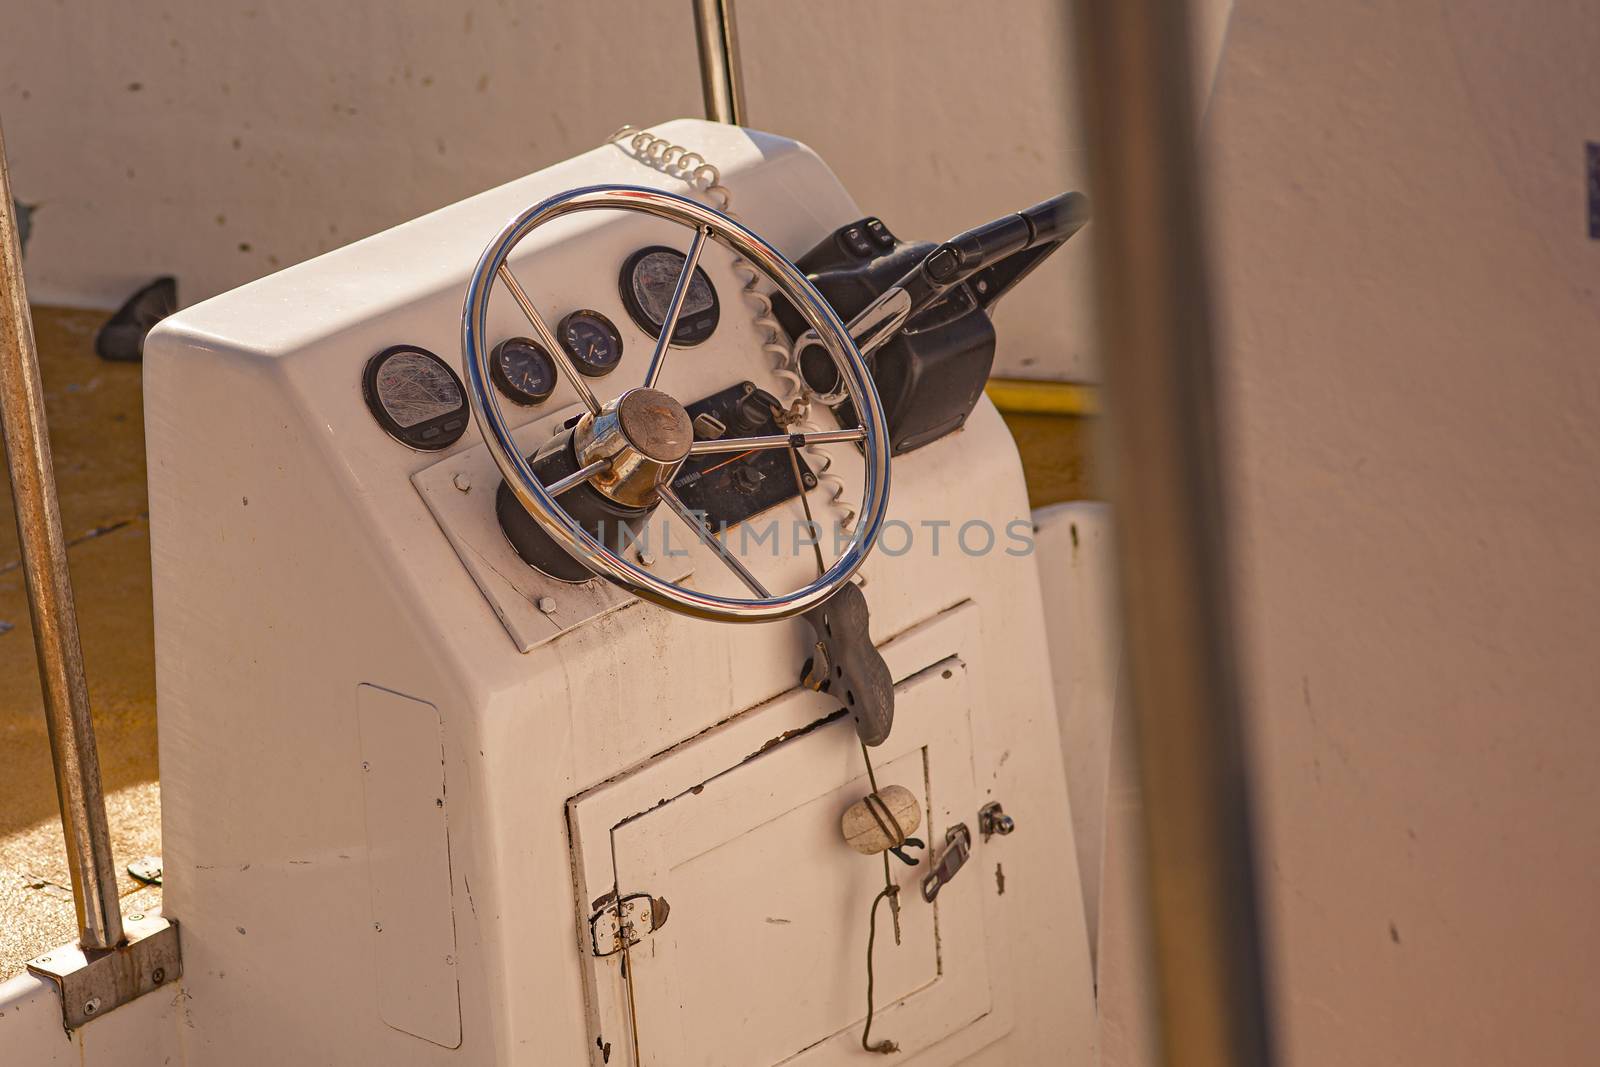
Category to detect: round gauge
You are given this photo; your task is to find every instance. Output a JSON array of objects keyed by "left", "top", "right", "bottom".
[
  {"left": 558, "top": 309, "right": 624, "bottom": 378},
  {"left": 620, "top": 246, "right": 721, "bottom": 347},
  {"left": 361, "top": 345, "right": 468, "bottom": 451},
  {"left": 490, "top": 336, "right": 557, "bottom": 406}
]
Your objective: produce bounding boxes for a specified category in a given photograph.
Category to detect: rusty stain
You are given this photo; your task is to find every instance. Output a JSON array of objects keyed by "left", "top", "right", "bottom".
[
  {"left": 995, "top": 863, "right": 1006, "bottom": 895},
  {"left": 764, "top": 916, "right": 792, "bottom": 925}
]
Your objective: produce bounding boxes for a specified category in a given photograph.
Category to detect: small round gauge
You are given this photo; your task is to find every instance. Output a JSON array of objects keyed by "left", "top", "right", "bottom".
[
  {"left": 490, "top": 336, "right": 557, "bottom": 406},
  {"left": 361, "top": 345, "right": 468, "bottom": 451},
  {"left": 558, "top": 309, "right": 624, "bottom": 378},
  {"left": 620, "top": 246, "right": 721, "bottom": 347}
]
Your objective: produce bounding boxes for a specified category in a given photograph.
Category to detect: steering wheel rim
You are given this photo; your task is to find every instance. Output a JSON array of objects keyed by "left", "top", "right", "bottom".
[{"left": 461, "top": 184, "right": 891, "bottom": 623}]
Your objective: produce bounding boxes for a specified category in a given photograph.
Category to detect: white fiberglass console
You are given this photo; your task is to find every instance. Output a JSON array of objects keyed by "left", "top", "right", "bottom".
[{"left": 138, "top": 119, "right": 1095, "bottom": 1065}]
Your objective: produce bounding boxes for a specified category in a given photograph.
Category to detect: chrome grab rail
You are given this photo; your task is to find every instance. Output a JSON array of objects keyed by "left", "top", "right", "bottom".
[
  {"left": 692, "top": 0, "right": 746, "bottom": 125},
  {"left": 0, "top": 121, "right": 125, "bottom": 954}
]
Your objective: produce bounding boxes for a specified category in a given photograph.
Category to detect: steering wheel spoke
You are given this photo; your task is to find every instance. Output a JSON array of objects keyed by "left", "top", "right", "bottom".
[
  {"left": 641, "top": 224, "right": 712, "bottom": 390},
  {"left": 658, "top": 487, "right": 772, "bottom": 598},
  {"left": 688, "top": 426, "right": 866, "bottom": 456},
  {"left": 496, "top": 263, "right": 603, "bottom": 416}
]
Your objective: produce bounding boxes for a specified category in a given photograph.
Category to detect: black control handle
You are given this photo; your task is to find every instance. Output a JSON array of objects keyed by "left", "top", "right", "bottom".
[{"left": 895, "top": 191, "right": 1090, "bottom": 319}]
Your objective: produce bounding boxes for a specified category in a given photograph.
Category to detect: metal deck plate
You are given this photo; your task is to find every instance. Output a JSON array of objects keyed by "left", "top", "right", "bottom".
[
  {"left": 412, "top": 408, "right": 691, "bottom": 653},
  {"left": 26, "top": 911, "right": 182, "bottom": 1031}
]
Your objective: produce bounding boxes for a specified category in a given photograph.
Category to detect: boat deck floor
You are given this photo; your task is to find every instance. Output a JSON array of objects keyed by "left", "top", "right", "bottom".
[{"left": 0, "top": 304, "right": 1095, "bottom": 980}]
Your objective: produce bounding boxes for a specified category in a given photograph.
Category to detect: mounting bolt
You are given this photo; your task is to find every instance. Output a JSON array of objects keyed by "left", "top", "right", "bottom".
[
  {"left": 453, "top": 472, "right": 472, "bottom": 492},
  {"left": 537, "top": 596, "right": 557, "bottom": 614},
  {"left": 129, "top": 913, "right": 144, "bottom": 922},
  {"left": 636, "top": 549, "right": 655, "bottom": 567},
  {"left": 152, "top": 967, "right": 166, "bottom": 984},
  {"left": 83, "top": 997, "right": 101, "bottom": 1016}
]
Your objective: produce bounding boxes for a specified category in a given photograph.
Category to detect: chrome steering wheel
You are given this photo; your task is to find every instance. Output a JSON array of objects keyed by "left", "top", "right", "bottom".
[{"left": 461, "top": 185, "right": 891, "bottom": 623}]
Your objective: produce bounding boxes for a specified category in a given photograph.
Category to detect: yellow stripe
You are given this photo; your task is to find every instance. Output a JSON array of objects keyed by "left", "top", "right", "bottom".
[{"left": 985, "top": 378, "right": 1101, "bottom": 417}]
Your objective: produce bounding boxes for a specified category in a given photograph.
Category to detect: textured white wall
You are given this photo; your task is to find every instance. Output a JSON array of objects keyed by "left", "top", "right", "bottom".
[
  {"left": 1205, "top": 1, "right": 1600, "bottom": 1063},
  {"left": 0, "top": 0, "right": 1231, "bottom": 382}
]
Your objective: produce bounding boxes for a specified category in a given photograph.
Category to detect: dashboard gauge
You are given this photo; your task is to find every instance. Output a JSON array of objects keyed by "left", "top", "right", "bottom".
[
  {"left": 361, "top": 345, "right": 468, "bottom": 451},
  {"left": 558, "top": 309, "right": 624, "bottom": 378},
  {"left": 620, "top": 246, "right": 721, "bottom": 347},
  {"left": 490, "top": 336, "right": 557, "bottom": 406}
]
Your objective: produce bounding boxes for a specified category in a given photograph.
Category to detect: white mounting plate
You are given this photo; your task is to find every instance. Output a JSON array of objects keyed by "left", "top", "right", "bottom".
[{"left": 412, "top": 406, "right": 692, "bottom": 653}]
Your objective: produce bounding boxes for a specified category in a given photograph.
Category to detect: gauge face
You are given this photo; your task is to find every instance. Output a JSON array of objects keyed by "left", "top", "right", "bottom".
[
  {"left": 361, "top": 345, "right": 468, "bottom": 450},
  {"left": 620, "top": 246, "right": 721, "bottom": 347},
  {"left": 558, "top": 309, "right": 624, "bottom": 378},
  {"left": 490, "top": 336, "right": 557, "bottom": 405}
]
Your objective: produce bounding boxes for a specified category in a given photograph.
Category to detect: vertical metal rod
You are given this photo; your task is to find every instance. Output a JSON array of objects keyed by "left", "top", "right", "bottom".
[
  {"left": 1067, "top": 2, "right": 1275, "bottom": 1067},
  {"left": 0, "top": 121, "right": 125, "bottom": 952},
  {"left": 691, "top": 0, "right": 747, "bottom": 125}
]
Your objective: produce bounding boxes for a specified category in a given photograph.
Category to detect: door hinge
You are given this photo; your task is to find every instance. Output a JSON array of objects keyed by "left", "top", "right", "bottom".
[{"left": 588, "top": 893, "right": 668, "bottom": 957}]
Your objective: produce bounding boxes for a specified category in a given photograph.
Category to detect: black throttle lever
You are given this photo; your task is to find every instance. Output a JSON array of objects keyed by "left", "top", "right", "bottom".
[
  {"left": 902, "top": 191, "right": 1090, "bottom": 316},
  {"left": 802, "top": 191, "right": 1090, "bottom": 361},
  {"left": 800, "top": 581, "right": 894, "bottom": 746}
]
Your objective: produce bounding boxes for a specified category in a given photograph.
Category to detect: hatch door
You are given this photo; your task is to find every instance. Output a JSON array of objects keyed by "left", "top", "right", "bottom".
[{"left": 567, "top": 602, "right": 1010, "bottom": 1066}]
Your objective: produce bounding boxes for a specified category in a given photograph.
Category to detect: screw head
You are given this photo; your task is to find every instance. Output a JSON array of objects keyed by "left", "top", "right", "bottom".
[
  {"left": 83, "top": 997, "right": 101, "bottom": 1015},
  {"left": 536, "top": 596, "right": 557, "bottom": 614},
  {"left": 129, "top": 913, "right": 144, "bottom": 922},
  {"left": 152, "top": 967, "right": 166, "bottom": 984}
]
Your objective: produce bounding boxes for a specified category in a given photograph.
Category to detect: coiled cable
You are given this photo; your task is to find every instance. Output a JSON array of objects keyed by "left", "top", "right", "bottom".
[{"left": 607, "top": 125, "right": 858, "bottom": 528}]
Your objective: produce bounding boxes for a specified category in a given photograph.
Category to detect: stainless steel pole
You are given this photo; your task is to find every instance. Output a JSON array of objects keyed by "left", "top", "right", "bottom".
[
  {"left": 691, "top": 0, "right": 747, "bottom": 125},
  {"left": 1066, "top": 2, "right": 1275, "bottom": 1066},
  {"left": 0, "top": 121, "right": 125, "bottom": 952}
]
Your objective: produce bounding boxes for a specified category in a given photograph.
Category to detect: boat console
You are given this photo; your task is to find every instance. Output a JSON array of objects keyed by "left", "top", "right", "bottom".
[{"left": 46, "top": 119, "right": 1096, "bottom": 1064}]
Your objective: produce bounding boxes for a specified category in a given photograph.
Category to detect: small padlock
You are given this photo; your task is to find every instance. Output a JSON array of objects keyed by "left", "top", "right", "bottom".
[{"left": 840, "top": 784, "right": 922, "bottom": 856}]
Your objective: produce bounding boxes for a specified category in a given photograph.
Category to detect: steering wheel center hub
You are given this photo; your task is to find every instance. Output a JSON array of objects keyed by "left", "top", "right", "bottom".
[
  {"left": 617, "top": 387, "right": 693, "bottom": 463},
  {"left": 573, "top": 387, "right": 695, "bottom": 509}
]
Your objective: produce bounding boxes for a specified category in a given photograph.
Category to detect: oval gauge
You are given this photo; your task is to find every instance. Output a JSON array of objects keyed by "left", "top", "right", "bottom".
[
  {"left": 558, "top": 309, "right": 625, "bottom": 378},
  {"left": 361, "top": 345, "right": 468, "bottom": 451},
  {"left": 490, "top": 336, "right": 557, "bottom": 406},
  {"left": 620, "top": 246, "right": 721, "bottom": 347}
]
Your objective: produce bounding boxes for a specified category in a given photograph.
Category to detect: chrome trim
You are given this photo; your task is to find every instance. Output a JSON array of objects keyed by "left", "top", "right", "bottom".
[{"left": 463, "top": 185, "right": 891, "bottom": 622}]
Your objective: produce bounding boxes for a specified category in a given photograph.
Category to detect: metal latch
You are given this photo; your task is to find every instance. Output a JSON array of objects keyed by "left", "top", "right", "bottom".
[
  {"left": 588, "top": 893, "right": 668, "bottom": 957},
  {"left": 978, "top": 801, "right": 1016, "bottom": 841},
  {"left": 920, "top": 824, "right": 972, "bottom": 902}
]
